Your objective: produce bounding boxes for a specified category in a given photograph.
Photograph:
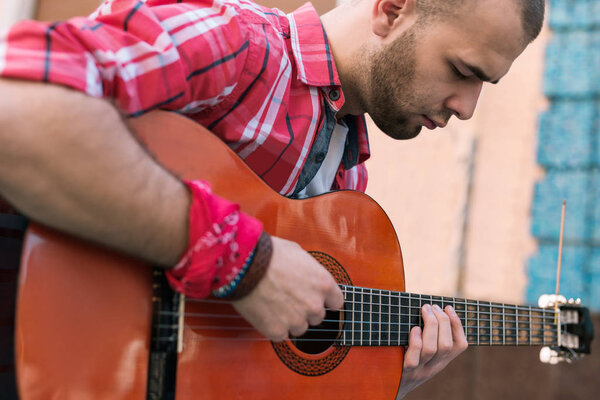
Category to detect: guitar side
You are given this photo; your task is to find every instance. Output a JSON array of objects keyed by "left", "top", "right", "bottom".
[{"left": 16, "top": 111, "right": 406, "bottom": 399}]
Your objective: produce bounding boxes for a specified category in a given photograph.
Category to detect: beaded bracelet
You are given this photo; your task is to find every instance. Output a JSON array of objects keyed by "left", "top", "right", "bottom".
[
  {"left": 212, "top": 248, "right": 256, "bottom": 298},
  {"left": 212, "top": 232, "right": 273, "bottom": 300}
]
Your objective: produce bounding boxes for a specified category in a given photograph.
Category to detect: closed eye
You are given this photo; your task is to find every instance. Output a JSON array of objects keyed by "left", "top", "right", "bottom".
[{"left": 450, "top": 64, "right": 467, "bottom": 80}]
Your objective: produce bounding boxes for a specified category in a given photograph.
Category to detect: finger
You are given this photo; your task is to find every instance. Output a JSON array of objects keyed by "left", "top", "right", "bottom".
[
  {"left": 446, "top": 305, "right": 469, "bottom": 352},
  {"left": 307, "top": 301, "right": 327, "bottom": 326},
  {"left": 403, "top": 326, "right": 423, "bottom": 370},
  {"left": 420, "top": 304, "right": 438, "bottom": 364},
  {"left": 323, "top": 275, "right": 344, "bottom": 310},
  {"left": 431, "top": 304, "right": 453, "bottom": 357},
  {"left": 289, "top": 320, "right": 309, "bottom": 337}
]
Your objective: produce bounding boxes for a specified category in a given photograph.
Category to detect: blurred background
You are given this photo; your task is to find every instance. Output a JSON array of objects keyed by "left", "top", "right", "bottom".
[{"left": 1, "top": 0, "right": 598, "bottom": 398}]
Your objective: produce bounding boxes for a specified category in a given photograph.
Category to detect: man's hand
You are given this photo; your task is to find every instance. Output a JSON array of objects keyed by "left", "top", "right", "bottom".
[
  {"left": 232, "top": 236, "right": 344, "bottom": 341},
  {"left": 396, "top": 304, "right": 468, "bottom": 399}
]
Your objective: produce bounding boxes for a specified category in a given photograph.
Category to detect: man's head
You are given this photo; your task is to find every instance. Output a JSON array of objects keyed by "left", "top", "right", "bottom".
[{"left": 344, "top": 0, "right": 545, "bottom": 139}]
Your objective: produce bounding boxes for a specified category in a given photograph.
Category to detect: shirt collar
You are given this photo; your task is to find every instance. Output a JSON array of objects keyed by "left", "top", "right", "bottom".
[
  {"left": 287, "top": 3, "right": 370, "bottom": 165},
  {"left": 286, "top": 3, "right": 341, "bottom": 89}
]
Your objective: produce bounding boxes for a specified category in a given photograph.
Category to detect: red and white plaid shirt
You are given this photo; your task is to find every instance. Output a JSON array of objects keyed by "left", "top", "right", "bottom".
[
  {"left": 0, "top": 0, "right": 370, "bottom": 194},
  {"left": 0, "top": 0, "right": 371, "bottom": 293}
]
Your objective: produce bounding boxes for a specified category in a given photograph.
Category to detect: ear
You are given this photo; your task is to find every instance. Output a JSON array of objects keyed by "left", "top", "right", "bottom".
[{"left": 372, "top": 0, "right": 418, "bottom": 38}]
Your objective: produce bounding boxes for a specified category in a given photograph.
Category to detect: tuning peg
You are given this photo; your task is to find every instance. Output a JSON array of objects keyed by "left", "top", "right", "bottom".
[
  {"left": 540, "top": 347, "right": 562, "bottom": 364},
  {"left": 576, "top": 298, "right": 581, "bottom": 305},
  {"left": 538, "top": 294, "right": 567, "bottom": 308}
]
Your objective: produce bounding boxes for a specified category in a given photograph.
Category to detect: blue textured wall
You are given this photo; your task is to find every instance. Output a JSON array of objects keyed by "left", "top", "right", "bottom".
[{"left": 528, "top": 0, "right": 600, "bottom": 310}]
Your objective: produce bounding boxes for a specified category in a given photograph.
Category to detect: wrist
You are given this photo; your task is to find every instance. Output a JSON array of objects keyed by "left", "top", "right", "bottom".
[
  {"left": 213, "top": 231, "right": 273, "bottom": 300},
  {"left": 165, "top": 179, "right": 262, "bottom": 298}
]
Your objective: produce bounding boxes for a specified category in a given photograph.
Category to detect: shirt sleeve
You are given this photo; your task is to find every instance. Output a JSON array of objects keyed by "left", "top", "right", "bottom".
[
  {"left": 0, "top": 0, "right": 263, "bottom": 284},
  {"left": 0, "top": 0, "right": 252, "bottom": 116}
]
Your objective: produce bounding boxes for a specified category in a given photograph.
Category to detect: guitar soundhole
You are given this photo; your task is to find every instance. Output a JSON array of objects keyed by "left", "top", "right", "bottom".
[
  {"left": 290, "top": 309, "right": 342, "bottom": 354},
  {"left": 271, "top": 251, "right": 352, "bottom": 376}
]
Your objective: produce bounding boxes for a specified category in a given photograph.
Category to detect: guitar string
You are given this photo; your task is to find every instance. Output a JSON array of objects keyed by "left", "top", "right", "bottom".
[
  {"left": 186, "top": 295, "right": 558, "bottom": 315},
  {"left": 159, "top": 313, "right": 559, "bottom": 330},
  {"left": 153, "top": 336, "right": 557, "bottom": 344},
  {"left": 185, "top": 297, "right": 558, "bottom": 318},
  {"left": 155, "top": 323, "right": 559, "bottom": 337},
  {"left": 168, "top": 306, "right": 560, "bottom": 323}
]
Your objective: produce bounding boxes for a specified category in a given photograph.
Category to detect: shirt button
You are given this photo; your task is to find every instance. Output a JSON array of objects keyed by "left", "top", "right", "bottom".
[
  {"left": 328, "top": 89, "right": 340, "bottom": 101},
  {"left": 315, "top": 153, "right": 325, "bottom": 163}
]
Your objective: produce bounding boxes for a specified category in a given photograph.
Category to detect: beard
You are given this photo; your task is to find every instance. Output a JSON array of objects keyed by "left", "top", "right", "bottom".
[{"left": 362, "top": 27, "right": 432, "bottom": 140}]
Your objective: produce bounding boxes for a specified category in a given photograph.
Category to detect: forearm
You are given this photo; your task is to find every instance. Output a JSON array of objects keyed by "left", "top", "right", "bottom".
[{"left": 0, "top": 78, "right": 189, "bottom": 266}]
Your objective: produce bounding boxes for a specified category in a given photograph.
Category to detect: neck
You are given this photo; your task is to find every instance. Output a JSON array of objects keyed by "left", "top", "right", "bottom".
[
  {"left": 320, "top": 4, "right": 370, "bottom": 117},
  {"left": 337, "top": 286, "right": 559, "bottom": 347}
]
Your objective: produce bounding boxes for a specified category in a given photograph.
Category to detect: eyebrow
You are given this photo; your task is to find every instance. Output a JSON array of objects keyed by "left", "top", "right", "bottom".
[{"left": 464, "top": 63, "right": 500, "bottom": 85}]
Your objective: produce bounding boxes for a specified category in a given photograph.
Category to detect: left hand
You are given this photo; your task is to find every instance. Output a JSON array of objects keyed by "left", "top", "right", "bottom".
[{"left": 396, "top": 304, "right": 468, "bottom": 399}]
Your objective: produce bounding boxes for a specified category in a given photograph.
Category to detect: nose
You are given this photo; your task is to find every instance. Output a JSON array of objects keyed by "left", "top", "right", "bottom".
[{"left": 444, "top": 80, "right": 483, "bottom": 120}]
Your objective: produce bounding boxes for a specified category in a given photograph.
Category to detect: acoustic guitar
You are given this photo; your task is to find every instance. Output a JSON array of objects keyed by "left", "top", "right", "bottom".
[{"left": 15, "top": 111, "right": 593, "bottom": 399}]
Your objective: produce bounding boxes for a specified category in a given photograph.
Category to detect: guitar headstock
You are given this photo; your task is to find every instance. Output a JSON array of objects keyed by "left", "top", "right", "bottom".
[{"left": 538, "top": 294, "right": 594, "bottom": 364}]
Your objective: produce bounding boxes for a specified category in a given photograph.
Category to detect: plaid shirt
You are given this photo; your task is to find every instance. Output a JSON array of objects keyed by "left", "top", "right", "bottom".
[
  {"left": 0, "top": 0, "right": 372, "bottom": 295},
  {"left": 0, "top": 0, "right": 370, "bottom": 195}
]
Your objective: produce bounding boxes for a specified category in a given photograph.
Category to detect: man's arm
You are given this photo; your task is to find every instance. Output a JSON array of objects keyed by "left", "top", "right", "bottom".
[
  {"left": 0, "top": 78, "right": 343, "bottom": 339},
  {"left": 0, "top": 79, "right": 189, "bottom": 265}
]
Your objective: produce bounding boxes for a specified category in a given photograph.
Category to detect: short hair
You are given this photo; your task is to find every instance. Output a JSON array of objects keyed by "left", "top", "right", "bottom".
[{"left": 416, "top": 0, "right": 545, "bottom": 44}]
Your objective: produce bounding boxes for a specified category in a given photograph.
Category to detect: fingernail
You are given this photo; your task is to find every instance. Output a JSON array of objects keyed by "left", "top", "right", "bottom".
[
  {"left": 423, "top": 304, "right": 432, "bottom": 312},
  {"left": 447, "top": 305, "right": 456, "bottom": 314},
  {"left": 432, "top": 304, "right": 441, "bottom": 312}
]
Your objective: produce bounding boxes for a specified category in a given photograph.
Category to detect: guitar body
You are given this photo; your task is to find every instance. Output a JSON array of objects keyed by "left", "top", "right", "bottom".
[{"left": 16, "top": 111, "right": 405, "bottom": 399}]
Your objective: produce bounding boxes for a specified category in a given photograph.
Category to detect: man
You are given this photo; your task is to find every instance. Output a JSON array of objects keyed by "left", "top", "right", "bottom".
[{"left": 0, "top": 0, "right": 544, "bottom": 398}]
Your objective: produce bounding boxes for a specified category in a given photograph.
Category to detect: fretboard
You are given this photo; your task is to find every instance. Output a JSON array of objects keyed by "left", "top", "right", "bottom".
[{"left": 337, "top": 285, "right": 558, "bottom": 347}]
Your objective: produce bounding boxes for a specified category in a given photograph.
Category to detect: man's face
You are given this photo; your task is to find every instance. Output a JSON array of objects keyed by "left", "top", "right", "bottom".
[{"left": 365, "top": 1, "right": 528, "bottom": 139}]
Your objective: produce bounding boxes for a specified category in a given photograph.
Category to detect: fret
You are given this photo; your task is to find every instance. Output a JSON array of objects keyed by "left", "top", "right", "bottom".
[
  {"left": 362, "top": 288, "right": 369, "bottom": 346},
  {"left": 354, "top": 287, "right": 362, "bottom": 345},
  {"left": 531, "top": 307, "right": 545, "bottom": 345},
  {"left": 533, "top": 307, "right": 543, "bottom": 345},
  {"left": 372, "top": 289, "right": 380, "bottom": 346},
  {"left": 352, "top": 286, "right": 357, "bottom": 346},
  {"left": 421, "top": 294, "right": 433, "bottom": 307},
  {"left": 490, "top": 302, "right": 503, "bottom": 345},
  {"left": 542, "top": 308, "right": 554, "bottom": 346},
  {"left": 431, "top": 295, "right": 443, "bottom": 310},
  {"left": 465, "top": 299, "right": 477, "bottom": 344},
  {"left": 342, "top": 287, "right": 350, "bottom": 345},
  {"left": 505, "top": 305, "right": 517, "bottom": 345},
  {"left": 455, "top": 298, "right": 469, "bottom": 340},
  {"left": 390, "top": 292, "right": 400, "bottom": 346},
  {"left": 368, "top": 288, "right": 372, "bottom": 346},
  {"left": 501, "top": 304, "right": 506, "bottom": 345},
  {"left": 541, "top": 308, "right": 546, "bottom": 346},
  {"left": 380, "top": 290, "right": 390, "bottom": 346},
  {"left": 528, "top": 306, "right": 532, "bottom": 345},
  {"left": 409, "top": 294, "right": 421, "bottom": 339},
  {"left": 400, "top": 293, "right": 410, "bottom": 345},
  {"left": 515, "top": 307, "right": 519, "bottom": 346},
  {"left": 405, "top": 292, "right": 410, "bottom": 346},
  {"left": 517, "top": 306, "right": 529, "bottom": 345},
  {"left": 441, "top": 296, "right": 455, "bottom": 315},
  {"left": 388, "top": 291, "right": 392, "bottom": 346},
  {"left": 476, "top": 300, "right": 480, "bottom": 345},
  {"left": 480, "top": 301, "right": 491, "bottom": 345}
]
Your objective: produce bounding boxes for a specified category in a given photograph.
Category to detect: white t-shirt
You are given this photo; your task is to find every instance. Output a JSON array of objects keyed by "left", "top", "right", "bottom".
[{"left": 296, "top": 122, "right": 349, "bottom": 198}]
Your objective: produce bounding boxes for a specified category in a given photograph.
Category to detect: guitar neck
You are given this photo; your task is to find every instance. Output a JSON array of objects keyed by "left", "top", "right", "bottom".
[{"left": 338, "top": 285, "right": 558, "bottom": 347}]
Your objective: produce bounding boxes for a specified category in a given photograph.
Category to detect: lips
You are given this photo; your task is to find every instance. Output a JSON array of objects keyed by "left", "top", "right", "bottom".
[
  {"left": 422, "top": 115, "right": 448, "bottom": 129},
  {"left": 422, "top": 115, "right": 437, "bottom": 130}
]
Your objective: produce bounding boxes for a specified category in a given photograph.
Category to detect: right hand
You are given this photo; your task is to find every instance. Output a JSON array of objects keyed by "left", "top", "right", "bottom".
[{"left": 232, "top": 236, "right": 344, "bottom": 341}]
